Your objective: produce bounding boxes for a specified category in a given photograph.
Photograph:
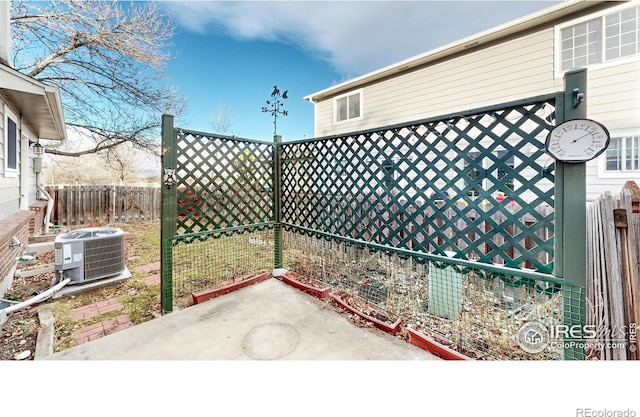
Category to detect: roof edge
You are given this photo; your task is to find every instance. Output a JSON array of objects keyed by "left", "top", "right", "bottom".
[
  {"left": 304, "top": 0, "right": 602, "bottom": 102},
  {"left": 0, "top": 63, "right": 67, "bottom": 141},
  {"left": 44, "top": 86, "right": 67, "bottom": 141}
]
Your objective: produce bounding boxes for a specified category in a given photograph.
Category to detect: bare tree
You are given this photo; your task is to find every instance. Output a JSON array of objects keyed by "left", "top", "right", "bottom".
[
  {"left": 100, "top": 143, "right": 140, "bottom": 185},
  {"left": 209, "top": 105, "right": 234, "bottom": 135},
  {"left": 45, "top": 153, "right": 111, "bottom": 185},
  {"left": 10, "top": 0, "right": 184, "bottom": 157},
  {"left": 43, "top": 136, "right": 156, "bottom": 185}
]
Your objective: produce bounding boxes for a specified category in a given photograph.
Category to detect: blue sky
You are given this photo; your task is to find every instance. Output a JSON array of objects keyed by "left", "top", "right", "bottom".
[{"left": 159, "top": 1, "right": 561, "bottom": 142}]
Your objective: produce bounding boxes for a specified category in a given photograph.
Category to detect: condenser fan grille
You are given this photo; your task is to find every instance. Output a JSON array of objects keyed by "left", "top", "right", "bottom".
[{"left": 83, "top": 236, "right": 126, "bottom": 280}]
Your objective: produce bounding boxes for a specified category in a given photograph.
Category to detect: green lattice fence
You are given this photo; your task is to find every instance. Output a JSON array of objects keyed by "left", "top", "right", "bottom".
[
  {"left": 161, "top": 72, "right": 589, "bottom": 359},
  {"left": 277, "top": 95, "right": 581, "bottom": 359},
  {"left": 280, "top": 99, "right": 556, "bottom": 272},
  {"left": 161, "top": 122, "right": 275, "bottom": 308}
]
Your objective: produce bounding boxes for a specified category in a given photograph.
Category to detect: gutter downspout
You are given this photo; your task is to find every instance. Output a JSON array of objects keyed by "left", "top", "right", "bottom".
[
  {"left": 34, "top": 140, "right": 65, "bottom": 234},
  {"left": 36, "top": 183, "right": 54, "bottom": 235}
]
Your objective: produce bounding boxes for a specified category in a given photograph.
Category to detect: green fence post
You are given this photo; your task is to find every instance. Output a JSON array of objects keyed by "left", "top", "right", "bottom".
[
  {"left": 273, "top": 134, "right": 283, "bottom": 269},
  {"left": 555, "top": 68, "right": 587, "bottom": 360},
  {"left": 160, "top": 114, "right": 177, "bottom": 314}
]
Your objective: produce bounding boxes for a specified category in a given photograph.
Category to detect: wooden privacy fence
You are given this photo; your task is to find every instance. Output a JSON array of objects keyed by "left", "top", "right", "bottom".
[
  {"left": 587, "top": 189, "right": 640, "bottom": 360},
  {"left": 45, "top": 185, "right": 161, "bottom": 226}
]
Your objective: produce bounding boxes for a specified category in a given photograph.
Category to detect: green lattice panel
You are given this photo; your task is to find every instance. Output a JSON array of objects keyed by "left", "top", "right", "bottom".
[
  {"left": 281, "top": 100, "right": 556, "bottom": 272},
  {"left": 175, "top": 129, "right": 274, "bottom": 237}
]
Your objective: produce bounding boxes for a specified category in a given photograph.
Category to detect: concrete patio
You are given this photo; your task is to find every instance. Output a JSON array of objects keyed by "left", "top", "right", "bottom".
[{"left": 45, "top": 277, "right": 439, "bottom": 360}]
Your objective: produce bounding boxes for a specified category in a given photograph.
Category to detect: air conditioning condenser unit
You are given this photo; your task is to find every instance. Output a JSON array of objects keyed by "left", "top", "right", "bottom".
[{"left": 54, "top": 227, "right": 126, "bottom": 285}]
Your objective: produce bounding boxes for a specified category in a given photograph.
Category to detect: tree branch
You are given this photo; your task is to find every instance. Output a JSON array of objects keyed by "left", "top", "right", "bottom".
[{"left": 10, "top": 0, "right": 184, "bottom": 160}]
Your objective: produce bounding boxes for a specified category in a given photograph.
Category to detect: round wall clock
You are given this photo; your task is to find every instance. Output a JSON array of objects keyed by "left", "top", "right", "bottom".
[{"left": 545, "top": 119, "right": 610, "bottom": 163}]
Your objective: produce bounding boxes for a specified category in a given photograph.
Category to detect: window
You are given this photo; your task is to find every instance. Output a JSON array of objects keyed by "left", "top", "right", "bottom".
[
  {"left": 4, "top": 116, "right": 17, "bottom": 176},
  {"left": 334, "top": 90, "right": 362, "bottom": 123},
  {"left": 606, "top": 136, "right": 640, "bottom": 173},
  {"left": 559, "top": 5, "right": 639, "bottom": 73},
  {"left": 561, "top": 18, "right": 602, "bottom": 70},
  {"left": 605, "top": 6, "right": 640, "bottom": 61}
]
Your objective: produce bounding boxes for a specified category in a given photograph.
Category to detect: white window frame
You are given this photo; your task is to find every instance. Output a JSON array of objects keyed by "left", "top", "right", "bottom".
[
  {"left": 598, "top": 133, "right": 640, "bottom": 179},
  {"left": 333, "top": 89, "right": 363, "bottom": 124},
  {"left": 554, "top": 3, "right": 640, "bottom": 78},
  {"left": 4, "top": 110, "right": 18, "bottom": 178}
]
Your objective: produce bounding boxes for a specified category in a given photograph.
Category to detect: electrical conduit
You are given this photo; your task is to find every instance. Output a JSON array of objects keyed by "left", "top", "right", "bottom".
[{"left": 0, "top": 278, "right": 71, "bottom": 334}]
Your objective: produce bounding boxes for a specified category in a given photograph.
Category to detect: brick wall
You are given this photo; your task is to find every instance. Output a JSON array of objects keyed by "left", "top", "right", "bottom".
[
  {"left": 0, "top": 210, "right": 35, "bottom": 297},
  {"left": 29, "top": 200, "right": 48, "bottom": 236}
]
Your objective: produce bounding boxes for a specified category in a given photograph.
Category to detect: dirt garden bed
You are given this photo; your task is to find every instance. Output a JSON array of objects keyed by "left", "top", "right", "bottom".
[{"left": 0, "top": 251, "right": 56, "bottom": 360}]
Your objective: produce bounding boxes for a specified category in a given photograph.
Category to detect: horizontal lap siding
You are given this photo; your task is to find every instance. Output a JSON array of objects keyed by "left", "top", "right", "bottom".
[
  {"left": 0, "top": 104, "right": 12, "bottom": 220},
  {"left": 314, "top": 29, "right": 558, "bottom": 137},
  {"left": 587, "top": 62, "right": 640, "bottom": 132},
  {"left": 585, "top": 60, "right": 640, "bottom": 200},
  {"left": 586, "top": 169, "right": 640, "bottom": 199},
  {"left": 0, "top": 183, "right": 19, "bottom": 220},
  {"left": 314, "top": 102, "right": 333, "bottom": 137}
]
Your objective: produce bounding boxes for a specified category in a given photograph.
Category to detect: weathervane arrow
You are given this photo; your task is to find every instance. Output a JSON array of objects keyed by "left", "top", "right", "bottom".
[{"left": 262, "top": 85, "right": 288, "bottom": 136}]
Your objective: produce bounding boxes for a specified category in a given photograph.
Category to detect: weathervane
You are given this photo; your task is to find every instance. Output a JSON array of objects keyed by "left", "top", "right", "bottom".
[{"left": 262, "top": 85, "right": 288, "bottom": 136}]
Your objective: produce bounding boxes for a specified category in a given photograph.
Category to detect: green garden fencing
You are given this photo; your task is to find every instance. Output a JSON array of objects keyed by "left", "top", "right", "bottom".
[
  {"left": 282, "top": 231, "right": 583, "bottom": 360},
  {"left": 161, "top": 70, "right": 589, "bottom": 359},
  {"left": 160, "top": 122, "right": 275, "bottom": 309}
]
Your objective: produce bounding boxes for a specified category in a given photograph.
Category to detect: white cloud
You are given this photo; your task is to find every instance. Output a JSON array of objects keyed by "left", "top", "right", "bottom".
[{"left": 164, "top": 1, "right": 558, "bottom": 75}]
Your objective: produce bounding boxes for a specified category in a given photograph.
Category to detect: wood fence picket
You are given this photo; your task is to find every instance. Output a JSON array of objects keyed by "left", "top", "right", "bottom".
[{"left": 45, "top": 185, "right": 160, "bottom": 225}]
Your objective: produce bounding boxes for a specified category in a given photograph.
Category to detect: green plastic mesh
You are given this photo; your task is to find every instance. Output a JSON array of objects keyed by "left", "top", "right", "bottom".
[
  {"left": 171, "top": 228, "right": 274, "bottom": 302},
  {"left": 283, "top": 230, "right": 583, "bottom": 360}
]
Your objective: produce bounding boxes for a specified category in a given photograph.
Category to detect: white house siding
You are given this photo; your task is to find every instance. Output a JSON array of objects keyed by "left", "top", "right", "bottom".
[
  {"left": 313, "top": 28, "right": 560, "bottom": 138},
  {"left": 27, "top": 146, "right": 36, "bottom": 203},
  {"left": 0, "top": 2, "right": 9, "bottom": 65},
  {"left": 0, "top": 183, "right": 20, "bottom": 219},
  {"left": 584, "top": 60, "right": 640, "bottom": 200},
  {"left": 0, "top": 98, "right": 40, "bottom": 219},
  {"left": 309, "top": 29, "right": 560, "bottom": 204},
  {"left": 22, "top": 124, "right": 38, "bottom": 207},
  {"left": 0, "top": 99, "right": 20, "bottom": 220}
]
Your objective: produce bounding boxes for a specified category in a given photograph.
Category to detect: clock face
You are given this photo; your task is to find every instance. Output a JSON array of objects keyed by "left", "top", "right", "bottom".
[{"left": 545, "top": 119, "right": 610, "bottom": 163}]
